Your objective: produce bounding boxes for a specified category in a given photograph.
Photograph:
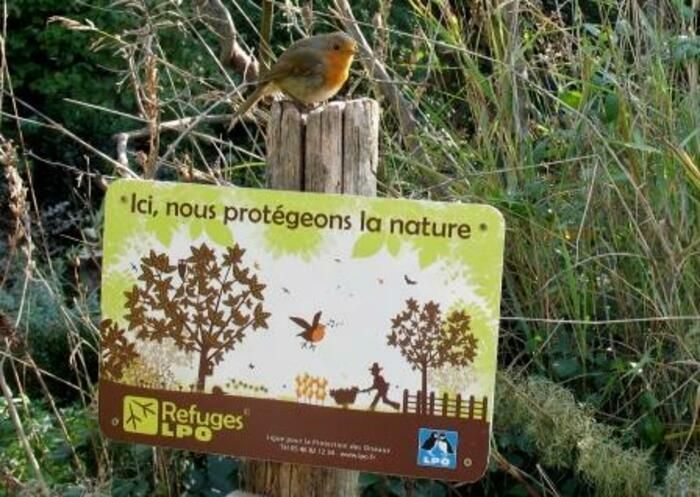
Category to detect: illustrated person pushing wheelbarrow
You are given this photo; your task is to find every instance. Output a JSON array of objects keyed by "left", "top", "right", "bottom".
[{"left": 362, "top": 363, "right": 400, "bottom": 411}]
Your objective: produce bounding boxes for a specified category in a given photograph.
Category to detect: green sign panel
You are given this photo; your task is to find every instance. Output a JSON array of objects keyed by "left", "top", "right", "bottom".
[{"left": 99, "top": 179, "right": 505, "bottom": 481}]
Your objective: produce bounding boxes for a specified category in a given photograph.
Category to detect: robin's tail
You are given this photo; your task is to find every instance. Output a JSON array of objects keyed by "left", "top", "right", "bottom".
[{"left": 228, "top": 82, "right": 274, "bottom": 130}]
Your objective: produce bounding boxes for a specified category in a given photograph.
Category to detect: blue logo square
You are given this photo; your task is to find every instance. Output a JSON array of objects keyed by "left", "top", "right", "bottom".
[{"left": 417, "top": 428, "right": 458, "bottom": 469}]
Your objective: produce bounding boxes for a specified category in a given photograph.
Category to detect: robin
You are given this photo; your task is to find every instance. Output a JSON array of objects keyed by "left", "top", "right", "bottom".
[
  {"left": 290, "top": 311, "right": 326, "bottom": 349},
  {"left": 229, "top": 31, "right": 357, "bottom": 127}
]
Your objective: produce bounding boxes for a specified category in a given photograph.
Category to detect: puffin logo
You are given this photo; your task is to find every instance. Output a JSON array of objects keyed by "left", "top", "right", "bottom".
[
  {"left": 121, "top": 395, "right": 245, "bottom": 442},
  {"left": 417, "top": 428, "right": 458, "bottom": 469}
]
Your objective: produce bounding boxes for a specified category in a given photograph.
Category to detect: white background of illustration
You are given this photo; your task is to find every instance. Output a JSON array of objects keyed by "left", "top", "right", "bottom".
[{"left": 111, "top": 214, "right": 498, "bottom": 411}]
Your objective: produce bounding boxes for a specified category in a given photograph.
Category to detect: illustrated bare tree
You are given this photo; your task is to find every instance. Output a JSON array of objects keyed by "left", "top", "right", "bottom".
[
  {"left": 100, "top": 318, "right": 139, "bottom": 382},
  {"left": 123, "top": 243, "right": 269, "bottom": 391},
  {"left": 387, "top": 298, "right": 478, "bottom": 414}
]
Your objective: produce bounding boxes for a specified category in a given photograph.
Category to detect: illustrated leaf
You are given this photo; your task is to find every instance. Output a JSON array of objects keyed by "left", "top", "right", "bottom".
[
  {"left": 146, "top": 214, "right": 180, "bottom": 247},
  {"left": 223, "top": 244, "right": 245, "bottom": 266},
  {"left": 253, "top": 304, "right": 270, "bottom": 329},
  {"left": 351, "top": 233, "right": 384, "bottom": 259},
  {"left": 204, "top": 222, "right": 234, "bottom": 247},
  {"left": 418, "top": 246, "right": 439, "bottom": 268},
  {"left": 386, "top": 236, "right": 401, "bottom": 257},
  {"left": 100, "top": 319, "right": 139, "bottom": 381},
  {"left": 232, "top": 309, "right": 248, "bottom": 326},
  {"left": 249, "top": 279, "right": 266, "bottom": 299}
]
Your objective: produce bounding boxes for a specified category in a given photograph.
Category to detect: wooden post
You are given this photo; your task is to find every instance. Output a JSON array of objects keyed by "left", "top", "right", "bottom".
[{"left": 241, "top": 98, "right": 379, "bottom": 497}]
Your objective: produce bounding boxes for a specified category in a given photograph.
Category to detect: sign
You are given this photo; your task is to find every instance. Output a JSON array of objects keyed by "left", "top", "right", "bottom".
[{"left": 99, "top": 179, "right": 505, "bottom": 481}]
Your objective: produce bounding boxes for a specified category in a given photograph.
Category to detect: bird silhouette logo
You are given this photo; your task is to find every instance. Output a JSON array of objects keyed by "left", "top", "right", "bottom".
[
  {"left": 417, "top": 428, "right": 458, "bottom": 469},
  {"left": 436, "top": 433, "right": 454, "bottom": 454},
  {"left": 289, "top": 311, "right": 326, "bottom": 350},
  {"left": 420, "top": 432, "right": 440, "bottom": 452}
]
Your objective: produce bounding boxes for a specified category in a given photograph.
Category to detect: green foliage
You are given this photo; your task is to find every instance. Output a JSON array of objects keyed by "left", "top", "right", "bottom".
[
  {"left": 6, "top": 1, "right": 132, "bottom": 157},
  {"left": 109, "top": 449, "right": 240, "bottom": 497},
  {"left": 181, "top": 455, "right": 240, "bottom": 497},
  {"left": 360, "top": 474, "right": 447, "bottom": 497},
  {"left": 1, "top": 0, "right": 699, "bottom": 495},
  {"left": 0, "top": 397, "right": 99, "bottom": 492},
  {"left": 0, "top": 257, "right": 99, "bottom": 400},
  {"left": 496, "top": 373, "right": 657, "bottom": 497}
]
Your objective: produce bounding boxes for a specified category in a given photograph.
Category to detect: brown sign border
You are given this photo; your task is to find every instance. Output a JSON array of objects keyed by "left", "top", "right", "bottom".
[{"left": 100, "top": 380, "right": 490, "bottom": 481}]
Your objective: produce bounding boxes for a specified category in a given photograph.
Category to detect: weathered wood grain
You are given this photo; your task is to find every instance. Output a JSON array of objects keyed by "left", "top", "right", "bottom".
[
  {"left": 343, "top": 98, "right": 379, "bottom": 196},
  {"left": 243, "top": 98, "right": 380, "bottom": 497},
  {"left": 305, "top": 101, "right": 345, "bottom": 193},
  {"left": 266, "top": 102, "right": 304, "bottom": 191}
]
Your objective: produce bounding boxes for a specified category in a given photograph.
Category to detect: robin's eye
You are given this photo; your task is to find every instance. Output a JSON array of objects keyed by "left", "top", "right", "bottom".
[{"left": 333, "top": 44, "right": 341, "bottom": 50}]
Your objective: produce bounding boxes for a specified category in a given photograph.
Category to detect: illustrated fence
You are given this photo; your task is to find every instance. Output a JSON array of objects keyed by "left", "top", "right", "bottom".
[{"left": 402, "top": 390, "right": 488, "bottom": 420}]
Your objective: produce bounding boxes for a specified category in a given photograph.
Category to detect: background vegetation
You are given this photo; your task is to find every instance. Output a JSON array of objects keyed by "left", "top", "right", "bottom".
[{"left": 1, "top": 0, "right": 699, "bottom": 496}]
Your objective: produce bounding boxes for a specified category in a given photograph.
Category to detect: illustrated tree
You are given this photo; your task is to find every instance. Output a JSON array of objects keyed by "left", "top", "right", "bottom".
[
  {"left": 123, "top": 243, "right": 269, "bottom": 392},
  {"left": 100, "top": 318, "right": 139, "bottom": 382},
  {"left": 387, "top": 298, "right": 478, "bottom": 414}
]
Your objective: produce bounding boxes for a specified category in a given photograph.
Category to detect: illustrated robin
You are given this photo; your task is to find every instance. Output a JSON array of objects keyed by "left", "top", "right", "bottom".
[
  {"left": 290, "top": 311, "right": 326, "bottom": 349},
  {"left": 229, "top": 31, "right": 357, "bottom": 128}
]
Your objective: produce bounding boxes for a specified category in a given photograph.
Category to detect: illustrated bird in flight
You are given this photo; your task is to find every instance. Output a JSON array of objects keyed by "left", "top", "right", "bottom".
[{"left": 290, "top": 311, "right": 326, "bottom": 350}]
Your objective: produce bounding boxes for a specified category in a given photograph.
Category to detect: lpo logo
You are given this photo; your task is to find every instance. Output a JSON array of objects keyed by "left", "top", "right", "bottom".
[
  {"left": 416, "top": 428, "right": 458, "bottom": 469},
  {"left": 123, "top": 395, "right": 159, "bottom": 435}
]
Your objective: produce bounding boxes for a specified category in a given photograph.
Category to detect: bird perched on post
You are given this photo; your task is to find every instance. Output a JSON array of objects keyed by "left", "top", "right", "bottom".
[{"left": 228, "top": 31, "right": 357, "bottom": 129}]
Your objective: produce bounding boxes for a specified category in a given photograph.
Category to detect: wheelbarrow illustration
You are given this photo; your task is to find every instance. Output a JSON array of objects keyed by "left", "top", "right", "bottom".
[{"left": 329, "top": 386, "right": 364, "bottom": 408}]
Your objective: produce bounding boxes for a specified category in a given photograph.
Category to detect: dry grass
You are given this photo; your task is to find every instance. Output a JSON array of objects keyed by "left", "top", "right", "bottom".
[{"left": 0, "top": 0, "right": 698, "bottom": 496}]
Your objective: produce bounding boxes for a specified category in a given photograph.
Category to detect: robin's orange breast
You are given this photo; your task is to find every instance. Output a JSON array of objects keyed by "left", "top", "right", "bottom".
[
  {"left": 308, "top": 325, "right": 326, "bottom": 343},
  {"left": 323, "top": 50, "right": 353, "bottom": 91}
]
